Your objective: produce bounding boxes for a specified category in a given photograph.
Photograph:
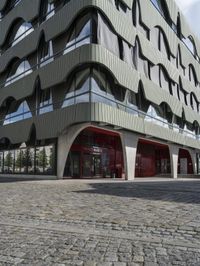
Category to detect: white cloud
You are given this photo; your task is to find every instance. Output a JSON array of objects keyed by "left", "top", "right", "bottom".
[
  {"left": 175, "top": 0, "right": 200, "bottom": 38},
  {"left": 175, "top": 0, "right": 199, "bottom": 13}
]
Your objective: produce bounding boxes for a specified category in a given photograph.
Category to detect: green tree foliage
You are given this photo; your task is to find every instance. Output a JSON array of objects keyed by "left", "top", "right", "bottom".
[
  {"left": 4, "top": 152, "right": 13, "bottom": 169},
  {"left": 38, "top": 148, "right": 48, "bottom": 169}
]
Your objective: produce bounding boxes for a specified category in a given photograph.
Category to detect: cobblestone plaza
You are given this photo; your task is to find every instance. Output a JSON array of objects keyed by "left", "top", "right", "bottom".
[{"left": 1, "top": 178, "right": 200, "bottom": 265}]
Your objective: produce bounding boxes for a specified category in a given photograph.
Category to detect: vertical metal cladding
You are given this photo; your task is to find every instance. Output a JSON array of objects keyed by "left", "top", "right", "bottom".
[{"left": 0, "top": 0, "right": 199, "bottom": 151}]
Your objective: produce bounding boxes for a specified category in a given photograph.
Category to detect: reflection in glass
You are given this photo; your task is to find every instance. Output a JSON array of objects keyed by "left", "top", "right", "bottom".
[
  {"left": 44, "top": 145, "right": 54, "bottom": 174},
  {"left": 14, "top": 149, "right": 21, "bottom": 173},
  {"left": 38, "top": 89, "right": 53, "bottom": 115},
  {"left": 40, "top": 41, "right": 54, "bottom": 67},
  {"left": 5, "top": 60, "right": 32, "bottom": 86},
  {"left": 0, "top": 144, "right": 55, "bottom": 175},
  {"left": 12, "top": 22, "right": 34, "bottom": 47},
  {"left": 64, "top": 14, "right": 92, "bottom": 55},
  {"left": 4, "top": 151, "right": 14, "bottom": 173},
  {"left": 21, "top": 148, "right": 27, "bottom": 173},
  {"left": 35, "top": 147, "right": 44, "bottom": 174},
  {"left": 27, "top": 148, "right": 35, "bottom": 174},
  {"left": 0, "top": 152, "right": 3, "bottom": 173},
  {"left": 4, "top": 101, "right": 32, "bottom": 125}
]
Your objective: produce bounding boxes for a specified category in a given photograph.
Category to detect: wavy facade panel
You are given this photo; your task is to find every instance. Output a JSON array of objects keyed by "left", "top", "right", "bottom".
[{"left": 0, "top": 0, "right": 199, "bottom": 178}]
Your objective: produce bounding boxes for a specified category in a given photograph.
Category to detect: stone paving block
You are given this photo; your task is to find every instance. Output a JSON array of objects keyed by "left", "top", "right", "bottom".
[{"left": 0, "top": 179, "right": 200, "bottom": 264}]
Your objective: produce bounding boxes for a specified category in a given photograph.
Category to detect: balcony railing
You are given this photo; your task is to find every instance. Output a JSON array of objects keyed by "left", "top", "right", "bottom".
[
  {"left": 3, "top": 34, "right": 92, "bottom": 88},
  {"left": 2, "top": 90, "right": 199, "bottom": 141},
  {"left": 0, "top": 0, "right": 73, "bottom": 53},
  {"left": 150, "top": 0, "right": 200, "bottom": 64},
  {"left": 0, "top": 0, "right": 22, "bottom": 20}
]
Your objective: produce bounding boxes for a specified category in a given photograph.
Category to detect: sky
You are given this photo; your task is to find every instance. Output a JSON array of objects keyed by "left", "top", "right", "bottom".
[{"left": 175, "top": 0, "right": 200, "bottom": 38}]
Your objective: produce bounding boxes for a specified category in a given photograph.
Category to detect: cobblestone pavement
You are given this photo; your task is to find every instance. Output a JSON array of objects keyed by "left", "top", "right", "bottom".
[{"left": 1, "top": 178, "right": 200, "bottom": 265}]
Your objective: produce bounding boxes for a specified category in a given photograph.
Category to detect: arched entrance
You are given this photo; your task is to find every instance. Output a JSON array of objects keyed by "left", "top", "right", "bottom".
[
  {"left": 135, "top": 139, "right": 171, "bottom": 177},
  {"left": 178, "top": 149, "right": 193, "bottom": 175},
  {"left": 64, "top": 127, "right": 124, "bottom": 178}
]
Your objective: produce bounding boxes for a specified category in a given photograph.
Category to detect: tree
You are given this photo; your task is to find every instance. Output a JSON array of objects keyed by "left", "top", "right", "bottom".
[
  {"left": 38, "top": 147, "right": 48, "bottom": 170},
  {"left": 49, "top": 147, "right": 54, "bottom": 169},
  {"left": 21, "top": 149, "right": 27, "bottom": 170},
  {"left": 27, "top": 149, "right": 33, "bottom": 168},
  {"left": 4, "top": 151, "right": 13, "bottom": 171},
  {"left": 15, "top": 151, "right": 21, "bottom": 171}
]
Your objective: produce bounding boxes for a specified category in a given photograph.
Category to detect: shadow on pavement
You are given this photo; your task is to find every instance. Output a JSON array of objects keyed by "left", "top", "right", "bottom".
[
  {"left": 76, "top": 180, "right": 200, "bottom": 204},
  {"left": 0, "top": 176, "right": 55, "bottom": 183}
]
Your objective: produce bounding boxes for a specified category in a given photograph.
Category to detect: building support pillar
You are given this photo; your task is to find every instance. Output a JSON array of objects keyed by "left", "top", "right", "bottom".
[
  {"left": 169, "top": 144, "right": 179, "bottom": 179},
  {"left": 121, "top": 132, "right": 138, "bottom": 180},
  {"left": 57, "top": 123, "right": 90, "bottom": 179},
  {"left": 190, "top": 150, "right": 197, "bottom": 175}
]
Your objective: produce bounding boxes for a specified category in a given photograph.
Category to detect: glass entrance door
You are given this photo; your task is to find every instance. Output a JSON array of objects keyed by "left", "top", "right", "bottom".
[
  {"left": 82, "top": 153, "right": 102, "bottom": 177},
  {"left": 93, "top": 155, "right": 101, "bottom": 177},
  {"left": 82, "top": 154, "right": 91, "bottom": 177}
]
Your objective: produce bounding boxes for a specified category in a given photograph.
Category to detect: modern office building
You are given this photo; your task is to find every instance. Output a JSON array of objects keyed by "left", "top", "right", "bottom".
[{"left": 0, "top": 0, "right": 199, "bottom": 179}]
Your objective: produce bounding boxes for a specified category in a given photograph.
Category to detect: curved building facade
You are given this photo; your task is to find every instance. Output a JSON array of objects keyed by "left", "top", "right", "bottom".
[{"left": 0, "top": 0, "right": 199, "bottom": 179}]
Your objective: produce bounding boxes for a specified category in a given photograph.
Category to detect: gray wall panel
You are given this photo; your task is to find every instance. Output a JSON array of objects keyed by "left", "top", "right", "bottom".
[
  {"left": 1, "top": 44, "right": 200, "bottom": 125},
  {"left": 0, "top": 0, "right": 40, "bottom": 46}
]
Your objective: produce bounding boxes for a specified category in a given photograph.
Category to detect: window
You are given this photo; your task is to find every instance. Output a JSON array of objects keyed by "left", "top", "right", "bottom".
[
  {"left": 182, "top": 37, "right": 196, "bottom": 56},
  {"left": 176, "top": 47, "right": 185, "bottom": 76},
  {"left": 126, "top": 91, "right": 138, "bottom": 115},
  {"left": 11, "top": 0, "right": 22, "bottom": 8},
  {"left": 11, "top": 22, "right": 33, "bottom": 47},
  {"left": 44, "top": 145, "right": 55, "bottom": 174},
  {"left": 190, "top": 93, "right": 199, "bottom": 112},
  {"left": 0, "top": 152, "right": 3, "bottom": 173},
  {"left": 91, "top": 67, "right": 125, "bottom": 106},
  {"left": 97, "top": 13, "right": 120, "bottom": 56},
  {"left": 134, "top": 41, "right": 149, "bottom": 77},
  {"left": 188, "top": 65, "right": 198, "bottom": 87},
  {"left": 40, "top": 1, "right": 55, "bottom": 22},
  {"left": 62, "top": 66, "right": 126, "bottom": 109},
  {"left": 171, "top": 82, "right": 179, "bottom": 100},
  {"left": 0, "top": 0, "right": 22, "bottom": 19},
  {"left": 62, "top": 68, "right": 90, "bottom": 108},
  {"left": 35, "top": 145, "right": 55, "bottom": 174},
  {"left": 115, "top": 0, "right": 131, "bottom": 18},
  {"left": 179, "top": 88, "right": 188, "bottom": 105},
  {"left": 38, "top": 88, "right": 53, "bottom": 115},
  {"left": 150, "top": 0, "right": 164, "bottom": 16},
  {"left": 133, "top": 0, "right": 149, "bottom": 38},
  {"left": 14, "top": 149, "right": 21, "bottom": 173},
  {"left": 0, "top": 144, "right": 55, "bottom": 175},
  {"left": 39, "top": 40, "right": 54, "bottom": 67},
  {"left": 159, "top": 67, "right": 171, "bottom": 92},
  {"left": 64, "top": 13, "right": 93, "bottom": 55},
  {"left": 27, "top": 148, "right": 35, "bottom": 174},
  {"left": 150, "top": 0, "right": 171, "bottom": 26},
  {"left": 122, "top": 41, "right": 135, "bottom": 67},
  {"left": 183, "top": 123, "right": 196, "bottom": 139},
  {"left": 5, "top": 60, "right": 32, "bottom": 86},
  {"left": 4, "top": 150, "right": 14, "bottom": 173},
  {"left": 159, "top": 30, "right": 170, "bottom": 59},
  {"left": 3, "top": 101, "right": 32, "bottom": 125},
  {"left": 145, "top": 104, "right": 168, "bottom": 128}
]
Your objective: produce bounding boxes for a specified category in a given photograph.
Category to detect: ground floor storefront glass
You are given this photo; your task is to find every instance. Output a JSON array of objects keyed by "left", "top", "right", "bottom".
[
  {"left": 64, "top": 127, "right": 124, "bottom": 178},
  {"left": 0, "top": 144, "right": 56, "bottom": 175},
  {"left": 178, "top": 149, "right": 193, "bottom": 175},
  {"left": 135, "top": 139, "right": 171, "bottom": 177}
]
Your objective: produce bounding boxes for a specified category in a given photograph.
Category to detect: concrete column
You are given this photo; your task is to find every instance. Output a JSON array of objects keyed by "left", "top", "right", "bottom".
[
  {"left": 121, "top": 132, "right": 138, "bottom": 180},
  {"left": 169, "top": 144, "right": 179, "bottom": 179},
  {"left": 57, "top": 123, "right": 90, "bottom": 179},
  {"left": 190, "top": 150, "right": 197, "bottom": 175}
]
